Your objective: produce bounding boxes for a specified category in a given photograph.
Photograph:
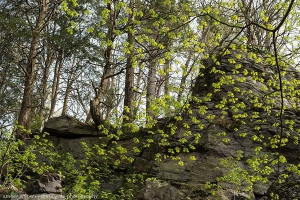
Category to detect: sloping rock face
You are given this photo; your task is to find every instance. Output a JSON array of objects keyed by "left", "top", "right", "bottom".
[
  {"left": 137, "top": 50, "right": 300, "bottom": 199},
  {"left": 37, "top": 50, "right": 300, "bottom": 199}
]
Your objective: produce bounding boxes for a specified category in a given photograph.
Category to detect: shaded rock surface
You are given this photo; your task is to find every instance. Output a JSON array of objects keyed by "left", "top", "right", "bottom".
[
  {"left": 25, "top": 173, "right": 62, "bottom": 195},
  {"left": 0, "top": 173, "right": 63, "bottom": 200},
  {"left": 266, "top": 171, "right": 300, "bottom": 200}
]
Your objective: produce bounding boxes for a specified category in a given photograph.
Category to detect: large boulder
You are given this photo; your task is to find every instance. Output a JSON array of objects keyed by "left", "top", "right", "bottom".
[{"left": 43, "top": 116, "right": 101, "bottom": 138}]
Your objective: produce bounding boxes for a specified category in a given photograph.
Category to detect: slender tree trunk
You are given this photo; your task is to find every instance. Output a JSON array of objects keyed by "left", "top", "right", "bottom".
[
  {"left": 104, "top": 78, "right": 115, "bottom": 121},
  {"left": 131, "top": 66, "right": 143, "bottom": 117},
  {"left": 146, "top": 59, "right": 157, "bottom": 119},
  {"left": 85, "top": 84, "right": 93, "bottom": 123},
  {"left": 241, "top": 0, "right": 256, "bottom": 46},
  {"left": 48, "top": 50, "right": 64, "bottom": 119},
  {"left": 61, "top": 78, "right": 71, "bottom": 116},
  {"left": 0, "top": 66, "right": 7, "bottom": 100},
  {"left": 263, "top": 0, "right": 272, "bottom": 50},
  {"left": 134, "top": 67, "right": 142, "bottom": 100},
  {"left": 38, "top": 49, "right": 54, "bottom": 122},
  {"left": 62, "top": 57, "right": 77, "bottom": 115},
  {"left": 177, "top": 52, "right": 192, "bottom": 101},
  {"left": 17, "top": 0, "right": 49, "bottom": 138},
  {"left": 164, "top": 59, "right": 170, "bottom": 96},
  {"left": 123, "top": 0, "right": 135, "bottom": 123}
]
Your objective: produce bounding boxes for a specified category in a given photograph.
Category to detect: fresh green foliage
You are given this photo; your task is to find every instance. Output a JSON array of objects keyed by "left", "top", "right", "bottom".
[
  {"left": 2, "top": 0, "right": 300, "bottom": 199},
  {"left": 0, "top": 126, "right": 55, "bottom": 189}
]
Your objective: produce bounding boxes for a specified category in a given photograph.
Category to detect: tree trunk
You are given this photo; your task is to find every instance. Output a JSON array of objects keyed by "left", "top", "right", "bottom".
[
  {"left": 0, "top": 65, "right": 7, "bottom": 101},
  {"left": 48, "top": 50, "right": 64, "bottom": 119},
  {"left": 164, "top": 59, "right": 170, "bottom": 96},
  {"left": 132, "top": 66, "right": 144, "bottom": 117},
  {"left": 38, "top": 49, "right": 54, "bottom": 122},
  {"left": 90, "top": 2, "right": 115, "bottom": 125},
  {"left": 123, "top": 0, "right": 135, "bottom": 123},
  {"left": 177, "top": 51, "right": 193, "bottom": 101},
  {"left": 146, "top": 60, "right": 157, "bottom": 119},
  {"left": 90, "top": 54, "right": 113, "bottom": 125},
  {"left": 17, "top": 0, "right": 49, "bottom": 138},
  {"left": 61, "top": 78, "right": 72, "bottom": 116},
  {"left": 62, "top": 57, "right": 77, "bottom": 115}
]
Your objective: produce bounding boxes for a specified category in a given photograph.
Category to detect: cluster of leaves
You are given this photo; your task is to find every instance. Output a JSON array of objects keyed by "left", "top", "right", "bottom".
[
  {"left": 0, "top": 126, "right": 54, "bottom": 190},
  {"left": 195, "top": 46, "right": 300, "bottom": 197},
  {"left": 0, "top": 125, "right": 147, "bottom": 199}
]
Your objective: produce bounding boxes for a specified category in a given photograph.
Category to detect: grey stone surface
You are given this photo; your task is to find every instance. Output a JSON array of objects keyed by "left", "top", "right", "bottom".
[
  {"left": 137, "top": 180, "right": 187, "bottom": 200},
  {"left": 25, "top": 173, "right": 62, "bottom": 195}
]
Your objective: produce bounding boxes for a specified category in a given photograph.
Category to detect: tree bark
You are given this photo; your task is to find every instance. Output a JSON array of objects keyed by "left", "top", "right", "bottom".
[
  {"left": 123, "top": 0, "right": 135, "bottom": 123},
  {"left": 164, "top": 59, "right": 170, "bottom": 96},
  {"left": 146, "top": 59, "right": 157, "bottom": 119},
  {"left": 48, "top": 50, "right": 64, "bottom": 119},
  {"left": 90, "top": 2, "right": 115, "bottom": 125},
  {"left": 17, "top": 0, "right": 49, "bottom": 138},
  {"left": 90, "top": 53, "right": 113, "bottom": 125},
  {"left": 177, "top": 51, "right": 193, "bottom": 101},
  {"left": 38, "top": 48, "right": 54, "bottom": 122},
  {"left": 62, "top": 57, "right": 77, "bottom": 115}
]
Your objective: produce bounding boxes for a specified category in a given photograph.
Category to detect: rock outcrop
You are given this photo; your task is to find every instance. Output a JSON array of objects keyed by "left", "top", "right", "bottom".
[
  {"left": 34, "top": 49, "right": 300, "bottom": 199},
  {"left": 142, "top": 50, "right": 300, "bottom": 199}
]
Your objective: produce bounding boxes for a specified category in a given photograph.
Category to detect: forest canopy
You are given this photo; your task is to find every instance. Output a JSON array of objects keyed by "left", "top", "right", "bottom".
[{"left": 0, "top": 0, "right": 299, "bottom": 136}]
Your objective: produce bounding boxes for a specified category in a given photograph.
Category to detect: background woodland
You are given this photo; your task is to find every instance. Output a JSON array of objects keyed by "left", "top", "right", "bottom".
[{"left": 1, "top": 0, "right": 299, "bottom": 134}]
